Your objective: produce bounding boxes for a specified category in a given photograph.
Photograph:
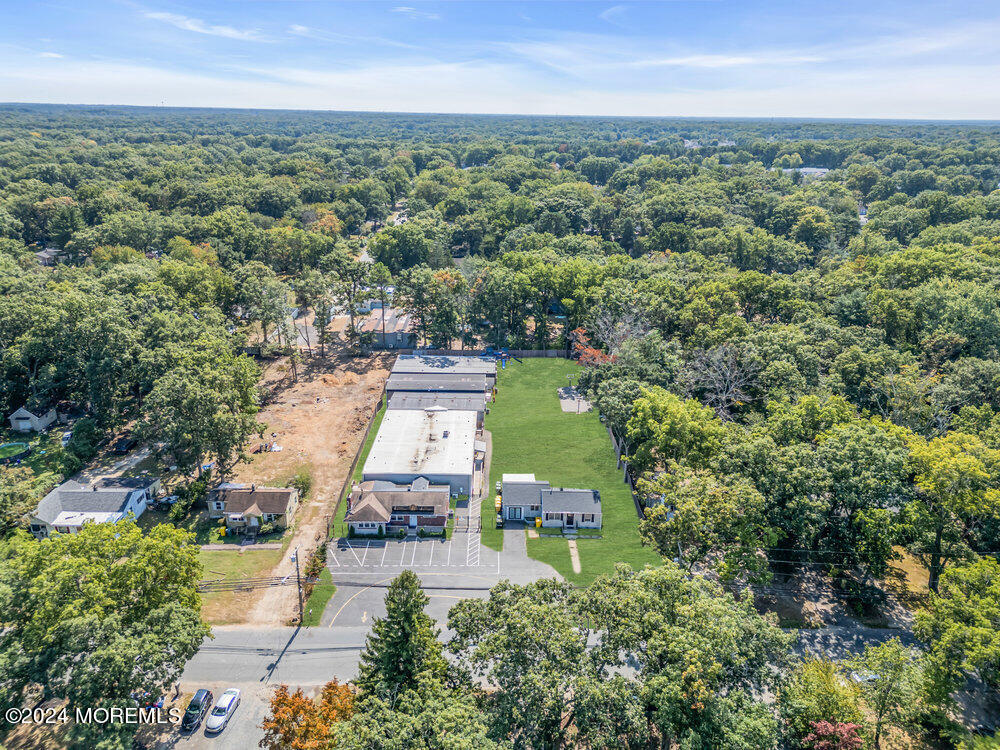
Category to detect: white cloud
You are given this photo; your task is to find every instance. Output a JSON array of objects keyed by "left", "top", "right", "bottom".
[
  {"left": 39, "top": 52, "right": 63, "bottom": 58},
  {"left": 144, "top": 11, "right": 268, "bottom": 41},
  {"left": 3, "top": 52, "right": 1000, "bottom": 120},
  {"left": 629, "top": 53, "right": 826, "bottom": 69},
  {"left": 391, "top": 7, "right": 440, "bottom": 21},
  {"left": 598, "top": 5, "right": 627, "bottom": 26}
]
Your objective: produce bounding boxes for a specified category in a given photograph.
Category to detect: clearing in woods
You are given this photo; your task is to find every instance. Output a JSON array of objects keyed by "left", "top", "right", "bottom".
[{"left": 198, "top": 351, "right": 392, "bottom": 625}]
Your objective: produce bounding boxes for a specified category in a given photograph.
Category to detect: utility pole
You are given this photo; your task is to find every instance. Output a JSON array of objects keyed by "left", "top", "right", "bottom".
[{"left": 294, "top": 546, "right": 304, "bottom": 626}]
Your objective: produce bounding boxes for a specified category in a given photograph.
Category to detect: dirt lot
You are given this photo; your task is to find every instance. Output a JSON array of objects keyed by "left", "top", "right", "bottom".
[{"left": 207, "top": 348, "right": 393, "bottom": 625}]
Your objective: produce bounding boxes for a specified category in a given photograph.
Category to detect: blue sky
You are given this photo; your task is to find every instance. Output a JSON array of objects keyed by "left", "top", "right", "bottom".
[{"left": 2, "top": 0, "right": 1000, "bottom": 119}]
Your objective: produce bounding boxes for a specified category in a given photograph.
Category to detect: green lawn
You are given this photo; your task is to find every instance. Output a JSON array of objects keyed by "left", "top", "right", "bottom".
[
  {"left": 302, "top": 568, "right": 336, "bottom": 626},
  {"left": 197, "top": 547, "right": 284, "bottom": 624},
  {"left": 482, "top": 358, "right": 660, "bottom": 585}
]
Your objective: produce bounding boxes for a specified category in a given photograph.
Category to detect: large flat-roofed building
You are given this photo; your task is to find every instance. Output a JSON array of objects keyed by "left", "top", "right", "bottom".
[
  {"left": 385, "top": 373, "right": 489, "bottom": 396},
  {"left": 388, "top": 391, "right": 486, "bottom": 427},
  {"left": 362, "top": 407, "right": 479, "bottom": 495},
  {"left": 392, "top": 354, "right": 497, "bottom": 388}
]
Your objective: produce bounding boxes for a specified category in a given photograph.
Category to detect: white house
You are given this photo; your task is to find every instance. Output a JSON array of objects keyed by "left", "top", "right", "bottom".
[
  {"left": 29, "top": 476, "right": 161, "bottom": 538},
  {"left": 9, "top": 406, "right": 57, "bottom": 433},
  {"left": 500, "top": 473, "right": 602, "bottom": 530}
]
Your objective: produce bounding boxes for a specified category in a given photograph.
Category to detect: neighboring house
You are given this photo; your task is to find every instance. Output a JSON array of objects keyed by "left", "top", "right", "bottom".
[
  {"left": 207, "top": 484, "right": 299, "bottom": 534},
  {"left": 30, "top": 476, "right": 161, "bottom": 538},
  {"left": 35, "top": 247, "right": 60, "bottom": 266},
  {"left": 9, "top": 405, "right": 57, "bottom": 433},
  {"left": 357, "top": 307, "right": 417, "bottom": 349},
  {"left": 362, "top": 407, "right": 480, "bottom": 495},
  {"left": 345, "top": 477, "right": 450, "bottom": 536},
  {"left": 501, "top": 473, "right": 602, "bottom": 530}
]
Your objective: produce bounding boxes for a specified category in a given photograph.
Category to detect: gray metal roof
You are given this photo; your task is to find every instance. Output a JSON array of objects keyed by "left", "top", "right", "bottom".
[
  {"left": 542, "top": 488, "right": 601, "bottom": 514},
  {"left": 392, "top": 354, "right": 497, "bottom": 377},
  {"left": 34, "top": 478, "right": 155, "bottom": 525},
  {"left": 385, "top": 373, "right": 488, "bottom": 393},
  {"left": 388, "top": 391, "right": 485, "bottom": 414}
]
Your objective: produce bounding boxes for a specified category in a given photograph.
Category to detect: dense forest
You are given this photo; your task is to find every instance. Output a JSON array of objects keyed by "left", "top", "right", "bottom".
[{"left": 3, "top": 104, "right": 1000, "bottom": 748}]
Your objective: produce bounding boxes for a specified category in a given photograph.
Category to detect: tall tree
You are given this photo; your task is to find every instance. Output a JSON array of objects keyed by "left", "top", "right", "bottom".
[
  {"left": 356, "top": 572, "right": 448, "bottom": 699},
  {"left": 0, "top": 521, "right": 207, "bottom": 750},
  {"left": 904, "top": 431, "right": 1000, "bottom": 591}
]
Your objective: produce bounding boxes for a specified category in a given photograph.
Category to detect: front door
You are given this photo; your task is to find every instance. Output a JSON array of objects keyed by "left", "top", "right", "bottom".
[
  {"left": 565, "top": 514, "right": 575, "bottom": 527},
  {"left": 409, "top": 515, "right": 418, "bottom": 529},
  {"left": 508, "top": 507, "right": 522, "bottom": 520}
]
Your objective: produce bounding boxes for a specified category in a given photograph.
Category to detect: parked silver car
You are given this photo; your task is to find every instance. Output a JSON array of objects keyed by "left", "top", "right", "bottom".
[{"left": 204, "top": 688, "right": 240, "bottom": 733}]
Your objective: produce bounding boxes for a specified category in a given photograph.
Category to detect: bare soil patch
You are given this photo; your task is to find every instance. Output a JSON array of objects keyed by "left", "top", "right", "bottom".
[{"left": 207, "top": 348, "right": 391, "bottom": 625}]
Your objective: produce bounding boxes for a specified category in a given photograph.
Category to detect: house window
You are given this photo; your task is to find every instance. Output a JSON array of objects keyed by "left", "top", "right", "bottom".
[
  {"left": 582, "top": 514, "right": 594, "bottom": 523},
  {"left": 530, "top": 505, "right": 540, "bottom": 512},
  {"left": 544, "top": 513, "right": 560, "bottom": 521},
  {"left": 213, "top": 501, "right": 225, "bottom": 511}
]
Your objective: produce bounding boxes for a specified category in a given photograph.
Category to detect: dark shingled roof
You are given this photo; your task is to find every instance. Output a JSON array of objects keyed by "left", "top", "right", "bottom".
[
  {"left": 541, "top": 488, "right": 601, "bottom": 514},
  {"left": 213, "top": 487, "right": 296, "bottom": 516},
  {"left": 34, "top": 477, "right": 157, "bottom": 525}
]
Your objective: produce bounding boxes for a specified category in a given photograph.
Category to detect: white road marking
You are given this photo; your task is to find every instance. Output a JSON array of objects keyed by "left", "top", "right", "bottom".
[
  {"left": 429, "top": 540, "right": 435, "bottom": 565},
  {"left": 446, "top": 538, "right": 452, "bottom": 566},
  {"left": 361, "top": 541, "right": 371, "bottom": 565},
  {"left": 347, "top": 542, "right": 363, "bottom": 566},
  {"left": 409, "top": 540, "right": 418, "bottom": 566},
  {"left": 380, "top": 543, "right": 388, "bottom": 566}
]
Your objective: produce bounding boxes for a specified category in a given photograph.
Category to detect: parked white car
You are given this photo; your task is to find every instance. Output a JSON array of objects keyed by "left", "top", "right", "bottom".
[{"left": 204, "top": 688, "right": 240, "bottom": 733}]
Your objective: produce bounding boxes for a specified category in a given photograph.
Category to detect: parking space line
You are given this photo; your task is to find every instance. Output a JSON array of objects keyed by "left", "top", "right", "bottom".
[
  {"left": 410, "top": 541, "right": 418, "bottom": 566},
  {"left": 329, "top": 548, "right": 341, "bottom": 566},
  {"left": 380, "top": 543, "right": 388, "bottom": 566},
  {"left": 361, "top": 541, "right": 371, "bottom": 565},
  {"left": 446, "top": 538, "right": 452, "bottom": 566},
  {"left": 429, "top": 540, "right": 435, "bottom": 565},
  {"left": 347, "top": 542, "right": 363, "bottom": 566}
]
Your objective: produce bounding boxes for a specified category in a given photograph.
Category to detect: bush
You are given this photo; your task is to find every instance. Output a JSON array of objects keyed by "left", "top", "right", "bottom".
[
  {"left": 169, "top": 476, "right": 210, "bottom": 522},
  {"left": 259, "top": 522, "right": 275, "bottom": 536},
  {"left": 290, "top": 467, "right": 312, "bottom": 500},
  {"left": 66, "top": 418, "right": 100, "bottom": 462}
]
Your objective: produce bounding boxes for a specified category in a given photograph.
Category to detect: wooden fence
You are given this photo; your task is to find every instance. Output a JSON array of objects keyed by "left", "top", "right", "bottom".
[
  {"left": 607, "top": 425, "right": 646, "bottom": 520},
  {"left": 392, "top": 348, "right": 568, "bottom": 358}
]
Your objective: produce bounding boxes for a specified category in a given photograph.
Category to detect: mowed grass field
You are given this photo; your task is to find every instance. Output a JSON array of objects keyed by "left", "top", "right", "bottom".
[{"left": 482, "top": 358, "right": 660, "bottom": 584}]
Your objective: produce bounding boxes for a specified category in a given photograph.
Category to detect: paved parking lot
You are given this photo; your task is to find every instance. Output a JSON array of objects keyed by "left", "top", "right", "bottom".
[{"left": 327, "top": 529, "right": 494, "bottom": 571}]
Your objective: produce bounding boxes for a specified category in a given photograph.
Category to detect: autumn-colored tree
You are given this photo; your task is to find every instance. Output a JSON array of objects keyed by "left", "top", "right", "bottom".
[
  {"left": 802, "top": 721, "right": 864, "bottom": 750},
  {"left": 570, "top": 327, "right": 612, "bottom": 366},
  {"left": 259, "top": 680, "right": 354, "bottom": 750},
  {"left": 308, "top": 209, "right": 344, "bottom": 237}
]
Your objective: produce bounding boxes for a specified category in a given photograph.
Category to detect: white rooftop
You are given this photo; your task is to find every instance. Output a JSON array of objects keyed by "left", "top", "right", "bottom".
[
  {"left": 363, "top": 408, "right": 477, "bottom": 479},
  {"left": 503, "top": 473, "right": 537, "bottom": 482}
]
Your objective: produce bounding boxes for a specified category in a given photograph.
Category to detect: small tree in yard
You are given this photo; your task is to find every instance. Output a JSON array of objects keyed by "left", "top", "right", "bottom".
[{"left": 848, "top": 639, "right": 924, "bottom": 748}]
